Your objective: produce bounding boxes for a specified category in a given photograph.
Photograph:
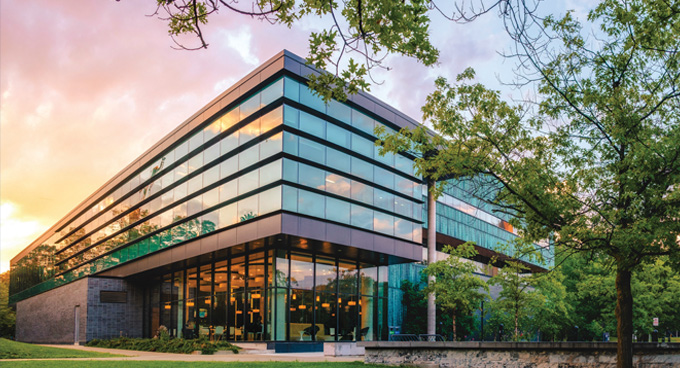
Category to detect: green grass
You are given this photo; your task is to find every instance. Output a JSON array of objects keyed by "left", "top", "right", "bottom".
[
  {"left": 1, "top": 362, "right": 377, "bottom": 368},
  {"left": 0, "top": 339, "right": 123, "bottom": 359}
]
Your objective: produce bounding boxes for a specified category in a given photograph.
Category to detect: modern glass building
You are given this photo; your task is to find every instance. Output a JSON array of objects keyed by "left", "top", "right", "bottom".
[{"left": 9, "top": 50, "right": 551, "bottom": 347}]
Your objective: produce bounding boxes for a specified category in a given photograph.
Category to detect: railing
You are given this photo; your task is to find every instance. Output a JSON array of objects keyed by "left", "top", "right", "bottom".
[{"left": 389, "top": 334, "right": 446, "bottom": 342}]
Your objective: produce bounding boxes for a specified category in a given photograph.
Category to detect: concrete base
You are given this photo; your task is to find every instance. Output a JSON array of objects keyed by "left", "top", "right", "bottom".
[
  {"left": 324, "top": 342, "right": 365, "bottom": 356},
  {"left": 359, "top": 341, "right": 680, "bottom": 368}
]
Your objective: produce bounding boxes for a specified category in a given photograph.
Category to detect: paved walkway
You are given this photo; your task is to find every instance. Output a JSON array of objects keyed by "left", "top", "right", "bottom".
[{"left": 10, "top": 344, "right": 363, "bottom": 362}]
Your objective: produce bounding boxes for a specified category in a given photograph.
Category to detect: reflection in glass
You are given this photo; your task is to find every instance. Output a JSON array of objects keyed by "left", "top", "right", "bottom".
[
  {"left": 290, "top": 254, "right": 314, "bottom": 290},
  {"left": 290, "top": 289, "right": 314, "bottom": 340}
]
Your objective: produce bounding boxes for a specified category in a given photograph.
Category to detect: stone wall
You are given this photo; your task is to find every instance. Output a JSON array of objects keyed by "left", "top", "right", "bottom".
[
  {"left": 16, "top": 277, "right": 89, "bottom": 344},
  {"left": 359, "top": 341, "right": 680, "bottom": 368}
]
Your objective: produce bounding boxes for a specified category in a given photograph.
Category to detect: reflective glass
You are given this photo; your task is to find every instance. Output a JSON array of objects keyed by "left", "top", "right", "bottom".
[
  {"left": 237, "top": 195, "right": 259, "bottom": 221},
  {"left": 327, "top": 148, "right": 350, "bottom": 173},
  {"left": 187, "top": 196, "right": 203, "bottom": 216},
  {"left": 373, "top": 212, "right": 394, "bottom": 236},
  {"left": 359, "top": 296, "right": 375, "bottom": 341},
  {"left": 327, "top": 123, "right": 350, "bottom": 148},
  {"left": 203, "top": 119, "right": 222, "bottom": 142},
  {"left": 283, "top": 104, "right": 299, "bottom": 128},
  {"left": 260, "top": 78, "right": 284, "bottom": 106},
  {"left": 201, "top": 210, "right": 218, "bottom": 234},
  {"left": 220, "top": 130, "right": 239, "bottom": 155},
  {"left": 327, "top": 100, "right": 351, "bottom": 124},
  {"left": 374, "top": 167, "right": 394, "bottom": 190},
  {"left": 299, "top": 111, "right": 326, "bottom": 139},
  {"left": 282, "top": 186, "right": 298, "bottom": 212},
  {"left": 299, "top": 164, "right": 325, "bottom": 190},
  {"left": 315, "top": 257, "right": 336, "bottom": 293},
  {"left": 220, "top": 108, "right": 240, "bottom": 132},
  {"left": 260, "top": 132, "right": 283, "bottom": 159},
  {"left": 219, "top": 180, "right": 237, "bottom": 203},
  {"left": 351, "top": 134, "right": 373, "bottom": 159},
  {"left": 239, "top": 145, "right": 260, "bottom": 170},
  {"left": 351, "top": 158, "right": 373, "bottom": 181},
  {"left": 350, "top": 204, "right": 373, "bottom": 231},
  {"left": 239, "top": 120, "right": 261, "bottom": 146},
  {"left": 259, "top": 186, "right": 282, "bottom": 215},
  {"left": 394, "top": 218, "right": 413, "bottom": 241},
  {"left": 326, "top": 197, "right": 350, "bottom": 225},
  {"left": 298, "top": 190, "right": 324, "bottom": 218},
  {"left": 338, "top": 261, "right": 357, "bottom": 294},
  {"left": 218, "top": 203, "right": 237, "bottom": 228},
  {"left": 351, "top": 110, "right": 374, "bottom": 134},
  {"left": 260, "top": 160, "right": 282, "bottom": 186},
  {"left": 283, "top": 132, "right": 298, "bottom": 156},
  {"left": 188, "top": 132, "right": 204, "bottom": 152},
  {"left": 204, "top": 143, "right": 220, "bottom": 164},
  {"left": 299, "top": 137, "right": 325, "bottom": 164},
  {"left": 283, "top": 77, "right": 300, "bottom": 102},
  {"left": 238, "top": 170, "right": 259, "bottom": 195},
  {"left": 220, "top": 157, "right": 238, "bottom": 179},
  {"left": 290, "top": 254, "right": 314, "bottom": 290},
  {"left": 282, "top": 158, "right": 298, "bottom": 183},
  {"left": 173, "top": 182, "right": 188, "bottom": 202},
  {"left": 174, "top": 162, "right": 188, "bottom": 182},
  {"left": 175, "top": 140, "right": 189, "bottom": 159},
  {"left": 203, "top": 165, "right": 220, "bottom": 187},
  {"left": 261, "top": 106, "right": 283, "bottom": 133},
  {"left": 188, "top": 175, "right": 202, "bottom": 195},
  {"left": 350, "top": 181, "right": 373, "bottom": 204},
  {"left": 203, "top": 187, "right": 220, "bottom": 208},
  {"left": 373, "top": 189, "right": 394, "bottom": 212},
  {"left": 316, "top": 292, "right": 337, "bottom": 341},
  {"left": 394, "top": 196, "right": 412, "bottom": 218},
  {"left": 325, "top": 173, "right": 350, "bottom": 197},
  {"left": 359, "top": 266, "right": 377, "bottom": 296},
  {"left": 374, "top": 146, "right": 394, "bottom": 167},
  {"left": 240, "top": 94, "right": 261, "bottom": 120},
  {"left": 300, "top": 85, "right": 326, "bottom": 113}
]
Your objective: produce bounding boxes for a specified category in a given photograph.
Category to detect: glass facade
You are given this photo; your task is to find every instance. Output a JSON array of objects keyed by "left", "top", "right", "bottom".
[
  {"left": 10, "top": 75, "right": 424, "bottom": 305},
  {"left": 10, "top": 52, "right": 552, "bottom": 343},
  {"left": 148, "top": 246, "right": 388, "bottom": 342}
]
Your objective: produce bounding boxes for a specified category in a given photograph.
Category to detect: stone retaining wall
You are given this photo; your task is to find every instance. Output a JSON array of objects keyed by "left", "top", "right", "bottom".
[{"left": 358, "top": 341, "right": 680, "bottom": 368}]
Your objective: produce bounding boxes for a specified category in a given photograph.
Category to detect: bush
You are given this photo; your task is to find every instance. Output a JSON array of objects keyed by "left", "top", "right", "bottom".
[{"left": 86, "top": 336, "right": 239, "bottom": 355}]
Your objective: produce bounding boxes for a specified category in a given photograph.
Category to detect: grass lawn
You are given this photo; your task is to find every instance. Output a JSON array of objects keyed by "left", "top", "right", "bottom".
[
  {"left": 3, "top": 362, "right": 377, "bottom": 368},
  {"left": 0, "top": 339, "right": 123, "bottom": 360}
]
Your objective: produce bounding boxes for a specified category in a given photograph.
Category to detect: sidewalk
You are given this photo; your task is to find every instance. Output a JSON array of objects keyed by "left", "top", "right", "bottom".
[{"left": 12, "top": 344, "right": 363, "bottom": 362}]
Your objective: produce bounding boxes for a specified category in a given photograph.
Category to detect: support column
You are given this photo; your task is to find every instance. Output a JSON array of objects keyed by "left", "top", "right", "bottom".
[{"left": 427, "top": 180, "right": 437, "bottom": 335}]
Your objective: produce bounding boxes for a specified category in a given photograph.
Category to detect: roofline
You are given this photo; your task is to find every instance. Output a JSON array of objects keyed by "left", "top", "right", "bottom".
[{"left": 12, "top": 49, "right": 426, "bottom": 264}]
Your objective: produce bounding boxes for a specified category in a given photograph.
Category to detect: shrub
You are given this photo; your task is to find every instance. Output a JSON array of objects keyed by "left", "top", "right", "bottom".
[{"left": 85, "top": 336, "right": 238, "bottom": 355}]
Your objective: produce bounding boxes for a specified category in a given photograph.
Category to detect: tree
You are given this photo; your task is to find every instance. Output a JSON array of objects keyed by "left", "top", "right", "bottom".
[
  {"left": 376, "top": 2, "right": 680, "bottom": 365},
  {"left": 147, "top": 1, "right": 680, "bottom": 366},
  {"left": 0, "top": 272, "right": 16, "bottom": 339},
  {"left": 422, "top": 243, "right": 489, "bottom": 341},
  {"left": 488, "top": 260, "right": 538, "bottom": 341},
  {"left": 529, "top": 266, "right": 571, "bottom": 341},
  {"left": 400, "top": 280, "right": 428, "bottom": 335}
]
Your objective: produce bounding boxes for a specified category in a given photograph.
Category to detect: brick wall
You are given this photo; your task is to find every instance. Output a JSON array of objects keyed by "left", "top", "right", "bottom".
[
  {"left": 86, "top": 277, "right": 144, "bottom": 340},
  {"left": 16, "top": 278, "right": 88, "bottom": 344}
]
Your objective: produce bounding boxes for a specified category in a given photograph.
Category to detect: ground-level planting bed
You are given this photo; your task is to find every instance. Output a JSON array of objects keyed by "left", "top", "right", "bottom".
[
  {"left": 86, "top": 337, "right": 239, "bottom": 355},
  {"left": 0, "top": 339, "right": 122, "bottom": 359}
]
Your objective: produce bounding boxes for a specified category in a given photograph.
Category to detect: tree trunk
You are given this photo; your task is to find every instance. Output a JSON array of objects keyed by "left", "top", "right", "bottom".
[
  {"left": 514, "top": 307, "right": 519, "bottom": 341},
  {"left": 452, "top": 313, "right": 457, "bottom": 341},
  {"left": 615, "top": 266, "right": 633, "bottom": 368}
]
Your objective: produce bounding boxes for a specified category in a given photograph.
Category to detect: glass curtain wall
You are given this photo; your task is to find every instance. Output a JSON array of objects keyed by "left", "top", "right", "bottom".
[{"left": 151, "top": 244, "right": 388, "bottom": 341}]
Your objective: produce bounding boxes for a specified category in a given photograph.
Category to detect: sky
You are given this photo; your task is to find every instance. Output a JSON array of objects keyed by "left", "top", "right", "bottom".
[{"left": 0, "top": 0, "right": 589, "bottom": 273}]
